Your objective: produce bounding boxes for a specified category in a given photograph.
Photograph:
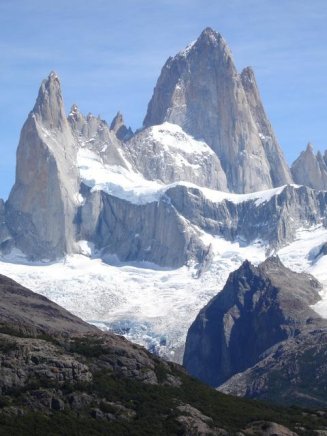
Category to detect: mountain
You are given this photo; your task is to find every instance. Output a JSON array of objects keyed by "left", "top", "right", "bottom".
[
  {"left": 6, "top": 72, "right": 79, "bottom": 260},
  {"left": 109, "top": 111, "right": 133, "bottom": 141},
  {"left": 183, "top": 257, "right": 327, "bottom": 407},
  {"left": 291, "top": 143, "right": 327, "bottom": 190},
  {"left": 2, "top": 273, "right": 325, "bottom": 435},
  {"left": 144, "top": 27, "right": 292, "bottom": 193},
  {"left": 0, "top": 27, "right": 327, "bottom": 375}
]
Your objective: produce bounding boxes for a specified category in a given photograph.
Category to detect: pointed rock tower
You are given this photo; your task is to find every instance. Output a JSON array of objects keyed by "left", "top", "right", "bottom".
[
  {"left": 6, "top": 72, "right": 79, "bottom": 259},
  {"left": 291, "top": 143, "right": 327, "bottom": 190},
  {"left": 110, "top": 111, "right": 133, "bottom": 141},
  {"left": 144, "top": 27, "right": 292, "bottom": 193}
]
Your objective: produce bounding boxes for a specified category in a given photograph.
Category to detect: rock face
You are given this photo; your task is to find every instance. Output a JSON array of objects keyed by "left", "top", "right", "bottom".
[
  {"left": 6, "top": 72, "right": 79, "bottom": 260},
  {"left": 183, "top": 257, "right": 326, "bottom": 394},
  {"left": 125, "top": 122, "right": 228, "bottom": 189},
  {"left": 240, "top": 67, "right": 292, "bottom": 188},
  {"left": 77, "top": 185, "right": 207, "bottom": 268},
  {"left": 291, "top": 143, "right": 327, "bottom": 190},
  {"left": 164, "top": 184, "right": 327, "bottom": 252},
  {"left": 110, "top": 111, "right": 133, "bottom": 141},
  {"left": 68, "top": 105, "right": 128, "bottom": 168},
  {"left": 144, "top": 27, "right": 292, "bottom": 193},
  {"left": 76, "top": 183, "right": 327, "bottom": 268},
  {"left": 219, "top": 328, "right": 327, "bottom": 408}
]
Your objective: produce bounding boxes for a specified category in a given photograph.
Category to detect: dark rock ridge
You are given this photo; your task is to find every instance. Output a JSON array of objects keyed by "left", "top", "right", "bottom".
[
  {"left": 1, "top": 274, "right": 321, "bottom": 434},
  {"left": 144, "top": 27, "right": 293, "bottom": 193},
  {"left": 291, "top": 143, "right": 327, "bottom": 190},
  {"left": 183, "top": 257, "right": 327, "bottom": 407}
]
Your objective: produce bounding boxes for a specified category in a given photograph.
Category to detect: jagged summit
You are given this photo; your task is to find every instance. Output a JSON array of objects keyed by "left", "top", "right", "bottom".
[
  {"left": 291, "top": 142, "right": 327, "bottom": 190},
  {"left": 110, "top": 111, "right": 133, "bottom": 141},
  {"left": 143, "top": 27, "right": 292, "bottom": 193},
  {"left": 32, "top": 70, "right": 67, "bottom": 131},
  {"left": 240, "top": 66, "right": 255, "bottom": 83},
  {"left": 306, "top": 142, "right": 314, "bottom": 152},
  {"left": 6, "top": 71, "right": 79, "bottom": 260},
  {"left": 195, "top": 27, "right": 231, "bottom": 55}
]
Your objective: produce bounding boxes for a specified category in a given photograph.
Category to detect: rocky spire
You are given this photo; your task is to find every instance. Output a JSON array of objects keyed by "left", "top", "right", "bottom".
[
  {"left": 240, "top": 66, "right": 293, "bottom": 187},
  {"left": 143, "top": 28, "right": 292, "bottom": 193},
  {"left": 291, "top": 143, "right": 327, "bottom": 190},
  {"left": 6, "top": 72, "right": 79, "bottom": 259},
  {"left": 110, "top": 111, "right": 133, "bottom": 141},
  {"left": 32, "top": 71, "right": 67, "bottom": 131}
]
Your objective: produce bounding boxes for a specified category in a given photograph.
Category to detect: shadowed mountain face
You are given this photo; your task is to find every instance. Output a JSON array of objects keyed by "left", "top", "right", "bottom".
[
  {"left": 183, "top": 257, "right": 327, "bottom": 407},
  {"left": 144, "top": 27, "right": 292, "bottom": 193}
]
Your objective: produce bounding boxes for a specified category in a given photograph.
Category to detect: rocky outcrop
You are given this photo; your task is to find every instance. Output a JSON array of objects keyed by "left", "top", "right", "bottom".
[
  {"left": 183, "top": 257, "right": 325, "bottom": 392},
  {"left": 165, "top": 183, "right": 327, "bottom": 251},
  {"left": 77, "top": 184, "right": 207, "bottom": 267},
  {"left": 68, "top": 105, "right": 128, "bottom": 168},
  {"left": 6, "top": 72, "right": 79, "bottom": 260},
  {"left": 110, "top": 111, "right": 133, "bottom": 141},
  {"left": 240, "top": 67, "right": 292, "bottom": 188},
  {"left": 125, "top": 122, "right": 228, "bottom": 190},
  {"left": 219, "top": 328, "right": 327, "bottom": 408},
  {"left": 76, "top": 183, "right": 327, "bottom": 268},
  {"left": 144, "top": 27, "right": 292, "bottom": 193},
  {"left": 291, "top": 143, "right": 327, "bottom": 190},
  {"left": 0, "top": 200, "right": 13, "bottom": 253}
]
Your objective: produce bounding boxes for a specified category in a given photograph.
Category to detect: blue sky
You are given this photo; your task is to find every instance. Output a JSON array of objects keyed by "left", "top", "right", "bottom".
[{"left": 0, "top": 0, "right": 326, "bottom": 199}]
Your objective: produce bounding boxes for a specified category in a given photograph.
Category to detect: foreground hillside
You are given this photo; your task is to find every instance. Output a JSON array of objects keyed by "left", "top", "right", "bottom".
[
  {"left": 184, "top": 257, "right": 327, "bottom": 408},
  {"left": 0, "top": 274, "right": 326, "bottom": 435}
]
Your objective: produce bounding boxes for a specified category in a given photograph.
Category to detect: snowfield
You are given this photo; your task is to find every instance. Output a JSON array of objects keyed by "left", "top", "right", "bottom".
[
  {"left": 78, "top": 141, "right": 301, "bottom": 207},
  {"left": 0, "top": 225, "right": 326, "bottom": 363}
]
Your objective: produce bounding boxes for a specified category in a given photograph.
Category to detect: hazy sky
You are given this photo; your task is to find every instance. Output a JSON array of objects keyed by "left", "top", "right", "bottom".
[{"left": 0, "top": 0, "right": 326, "bottom": 199}]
